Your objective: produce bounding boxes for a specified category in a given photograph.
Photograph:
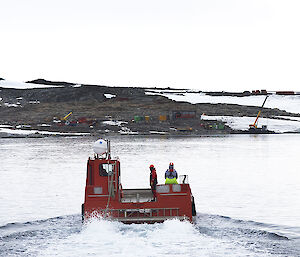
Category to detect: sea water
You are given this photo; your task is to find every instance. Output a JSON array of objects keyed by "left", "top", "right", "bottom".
[{"left": 0, "top": 135, "right": 299, "bottom": 256}]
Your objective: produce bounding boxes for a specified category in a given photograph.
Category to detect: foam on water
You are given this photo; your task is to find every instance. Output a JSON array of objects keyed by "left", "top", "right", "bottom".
[
  {"left": 1, "top": 214, "right": 300, "bottom": 257},
  {"left": 39, "top": 217, "right": 254, "bottom": 257},
  {"left": 0, "top": 214, "right": 300, "bottom": 256}
]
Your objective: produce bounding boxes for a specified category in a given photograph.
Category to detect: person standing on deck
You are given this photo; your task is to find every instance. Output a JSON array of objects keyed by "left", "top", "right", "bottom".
[
  {"left": 165, "top": 162, "right": 178, "bottom": 184},
  {"left": 149, "top": 164, "right": 158, "bottom": 201}
]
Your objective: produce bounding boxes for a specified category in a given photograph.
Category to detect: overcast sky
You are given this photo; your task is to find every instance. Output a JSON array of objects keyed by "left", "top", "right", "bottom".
[{"left": 1, "top": 0, "right": 300, "bottom": 91}]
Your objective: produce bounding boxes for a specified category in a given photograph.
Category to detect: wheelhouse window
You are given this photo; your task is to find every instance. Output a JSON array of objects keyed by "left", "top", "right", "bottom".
[{"left": 99, "top": 163, "right": 114, "bottom": 176}]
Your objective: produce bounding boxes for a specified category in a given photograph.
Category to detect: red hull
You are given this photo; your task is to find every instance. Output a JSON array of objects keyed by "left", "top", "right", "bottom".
[{"left": 83, "top": 149, "right": 196, "bottom": 223}]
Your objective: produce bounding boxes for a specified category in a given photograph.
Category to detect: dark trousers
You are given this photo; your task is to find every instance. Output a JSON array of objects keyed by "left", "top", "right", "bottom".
[{"left": 151, "top": 184, "right": 157, "bottom": 198}]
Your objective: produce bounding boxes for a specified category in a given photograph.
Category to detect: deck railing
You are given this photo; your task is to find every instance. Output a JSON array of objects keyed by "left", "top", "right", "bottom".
[{"left": 99, "top": 207, "right": 180, "bottom": 219}]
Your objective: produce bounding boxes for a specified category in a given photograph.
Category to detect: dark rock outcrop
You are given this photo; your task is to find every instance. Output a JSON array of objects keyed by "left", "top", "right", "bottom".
[
  {"left": 1, "top": 79, "right": 299, "bottom": 135},
  {"left": 27, "top": 79, "right": 76, "bottom": 87}
]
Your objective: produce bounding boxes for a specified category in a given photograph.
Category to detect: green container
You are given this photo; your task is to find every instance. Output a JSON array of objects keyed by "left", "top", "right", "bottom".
[
  {"left": 134, "top": 116, "right": 142, "bottom": 122},
  {"left": 218, "top": 123, "right": 225, "bottom": 130}
]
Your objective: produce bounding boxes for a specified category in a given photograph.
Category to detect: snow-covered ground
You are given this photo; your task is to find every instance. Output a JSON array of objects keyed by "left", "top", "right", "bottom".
[
  {"left": 201, "top": 115, "right": 300, "bottom": 133},
  {"left": 145, "top": 90, "right": 300, "bottom": 133},
  {"left": 146, "top": 91, "right": 300, "bottom": 114},
  {"left": 276, "top": 116, "right": 300, "bottom": 122},
  {"left": 102, "top": 120, "right": 127, "bottom": 126},
  {"left": 0, "top": 80, "right": 62, "bottom": 89},
  {"left": 0, "top": 127, "right": 89, "bottom": 137}
]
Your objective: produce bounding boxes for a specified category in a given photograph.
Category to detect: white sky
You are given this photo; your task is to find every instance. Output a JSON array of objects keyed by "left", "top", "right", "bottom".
[{"left": 0, "top": 0, "right": 300, "bottom": 91}]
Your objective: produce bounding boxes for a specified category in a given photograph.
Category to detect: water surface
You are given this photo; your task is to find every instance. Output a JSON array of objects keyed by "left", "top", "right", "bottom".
[{"left": 0, "top": 135, "right": 299, "bottom": 256}]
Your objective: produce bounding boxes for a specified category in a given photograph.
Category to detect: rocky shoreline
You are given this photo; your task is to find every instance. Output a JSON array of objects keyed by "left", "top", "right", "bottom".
[{"left": 1, "top": 79, "right": 299, "bottom": 137}]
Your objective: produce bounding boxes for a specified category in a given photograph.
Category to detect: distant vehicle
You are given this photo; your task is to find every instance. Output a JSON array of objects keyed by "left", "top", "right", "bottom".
[
  {"left": 248, "top": 96, "right": 274, "bottom": 134},
  {"left": 62, "top": 111, "right": 72, "bottom": 121}
]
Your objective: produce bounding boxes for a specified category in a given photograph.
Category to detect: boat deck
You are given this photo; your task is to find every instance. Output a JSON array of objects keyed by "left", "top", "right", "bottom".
[
  {"left": 121, "top": 189, "right": 154, "bottom": 203},
  {"left": 100, "top": 207, "right": 183, "bottom": 223}
]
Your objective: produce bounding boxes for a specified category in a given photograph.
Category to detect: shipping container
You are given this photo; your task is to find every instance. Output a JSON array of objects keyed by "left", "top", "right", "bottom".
[
  {"left": 159, "top": 115, "right": 167, "bottom": 121},
  {"left": 172, "top": 111, "right": 196, "bottom": 120}
]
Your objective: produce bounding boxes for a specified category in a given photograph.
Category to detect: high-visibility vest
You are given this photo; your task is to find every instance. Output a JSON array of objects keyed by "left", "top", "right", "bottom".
[{"left": 165, "top": 177, "right": 178, "bottom": 184}]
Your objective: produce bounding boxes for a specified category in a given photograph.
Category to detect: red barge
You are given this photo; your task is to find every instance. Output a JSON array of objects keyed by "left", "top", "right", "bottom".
[{"left": 82, "top": 139, "right": 196, "bottom": 223}]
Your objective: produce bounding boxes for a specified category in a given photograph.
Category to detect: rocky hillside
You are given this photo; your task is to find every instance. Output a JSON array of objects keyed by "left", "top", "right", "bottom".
[{"left": 0, "top": 79, "right": 298, "bottom": 135}]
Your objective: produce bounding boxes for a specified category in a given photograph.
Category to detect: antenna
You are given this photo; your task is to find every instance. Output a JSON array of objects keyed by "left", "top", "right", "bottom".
[{"left": 107, "top": 139, "right": 111, "bottom": 159}]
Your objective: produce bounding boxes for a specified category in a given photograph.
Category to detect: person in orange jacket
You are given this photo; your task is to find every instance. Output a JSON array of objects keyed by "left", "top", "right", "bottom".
[{"left": 149, "top": 164, "right": 158, "bottom": 201}]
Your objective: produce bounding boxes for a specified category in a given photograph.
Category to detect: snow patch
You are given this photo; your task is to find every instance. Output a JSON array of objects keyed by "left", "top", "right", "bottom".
[
  {"left": 201, "top": 115, "right": 300, "bottom": 133},
  {"left": 16, "top": 124, "right": 31, "bottom": 129},
  {"left": 104, "top": 93, "right": 116, "bottom": 99},
  {"left": 118, "top": 127, "right": 139, "bottom": 135},
  {"left": 4, "top": 103, "right": 19, "bottom": 107},
  {"left": 276, "top": 116, "right": 300, "bottom": 122},
  {"left": 0, "top": 124, "right": 13, "bottom": 128},
  {"left": 29, "top": 100, "right": 40, "bottom": 104},
  {"left": 149, "top": 131, "right": 168, "bottom": 135},
  {"left": 146, "top": 91, "right": 300, "bottom": 114},
  {"left": 118, "top": 130, "right": 139, "bottom": 135},
  {"left": 0, "top": 127, "right": 89, "bottom": 136},
  {"left": 0, "top": 80, "right": 62, "bottom": 89},
  {"left": 37, "top": 124, "right": 52, "bottom": 127},
  {"left": 102, "top": 120, "right": 127, "bottom": 126}
]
